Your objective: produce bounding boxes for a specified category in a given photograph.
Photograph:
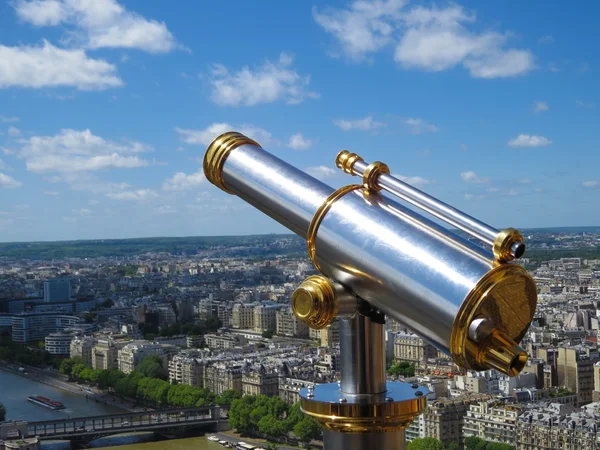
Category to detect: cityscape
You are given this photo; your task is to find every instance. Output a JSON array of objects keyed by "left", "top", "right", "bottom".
[
  {"left": 0, "top": 229, "right": 599, "bottom": 450},
  {"left": 0, "top": 0, "right": 598, "bottom": 450}
]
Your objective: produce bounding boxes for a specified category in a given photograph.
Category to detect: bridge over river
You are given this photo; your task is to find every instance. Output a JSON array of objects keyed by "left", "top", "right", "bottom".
[{"left": 3, "top": 406, "right": 228, "bottom": 444}]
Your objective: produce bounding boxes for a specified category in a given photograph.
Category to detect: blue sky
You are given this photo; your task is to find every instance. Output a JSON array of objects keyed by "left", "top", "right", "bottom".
[{"left": 0, "top": 0, "right": 598, "bottom": 242}]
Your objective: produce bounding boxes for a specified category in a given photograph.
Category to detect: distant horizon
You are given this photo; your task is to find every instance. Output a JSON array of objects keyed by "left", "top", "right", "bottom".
[{"left": 1, "top": 225, "right": 599, "bottom": 246}]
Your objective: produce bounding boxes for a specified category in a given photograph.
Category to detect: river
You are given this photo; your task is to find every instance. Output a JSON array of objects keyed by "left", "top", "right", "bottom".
[{"left": 0, "top": 369, "right": 220, "bottom": 450}]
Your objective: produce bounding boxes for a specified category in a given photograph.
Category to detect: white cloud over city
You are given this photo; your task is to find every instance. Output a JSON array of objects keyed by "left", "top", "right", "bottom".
[{"left": 314, "top": 1, "right": 534, "bottom": 78}]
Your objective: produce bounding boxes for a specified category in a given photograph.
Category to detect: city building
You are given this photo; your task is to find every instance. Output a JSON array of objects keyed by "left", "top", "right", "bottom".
[
  {"left": 70, "top": 335, "right": 97, "bottom": 367},
  {"left": 45, "top": 331, "right": 77, "bottom": 356},
  {"left": 43, "top": 278, "right": 71, "bottom": 303},
  {"left": 276, "top": 307, "right": 308, "bottom": 338},
  {"left": 423, "top": 394, "right": 492, "bottom": 448},
  {"left": 117, "top": 341, "right": 166, "bottom": 374},
  {"left": 232, "top": 303, "right": 255, "bottom": 329},
  {"left": 557, "top": 347, "right": 594, "bottom": 406},
  {"left": 92, "top": 338, "right": 121, "bottom": 370},
  {"left": 394, "top": 332, "right": 438, "bottom": 363},
  {"left": 11, "top": 313, "right": 80, "bottom": 343},
  {"left": 253, "top": 302, "right": 279, "bottom": 332},
  {"left": 204, "top": 363, "right": 243, "bottom": 395},
  {"left": 463, "top": 400, "right": 521, "bottom": 445},
  {"left": 242, "top": 366, "right": 279, "bottom": 396}
]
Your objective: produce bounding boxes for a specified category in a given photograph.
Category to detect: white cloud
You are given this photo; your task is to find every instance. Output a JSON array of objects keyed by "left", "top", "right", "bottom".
[
  {"left": 0, "top": 116, "right": 19, "bottom": 123},
  {"left": 14, "top": 128, "right": 151, "bottom": 173},
  {"left": 487, "top": 186, "right": 499, "bottom": 193},
  {"left": 518, "top": 178, "right": 532, "bottom": 184},
  {"left": 43, "top": 190, "right": 59, "bottom": 196},
  {"left": 154, "top": 205, "right": 177, "bottom": 215},
  {"left": 0, "top": 40, "right": 122, "bottom": 90},
  {"left": 106, "top": 189, "right": 158, "bottom": 201},
  {"left": 209, "top": 52, "right": 318, "bottom": 106},
  {"left": 508, "top": 134, "right": 552, "bottom": 148},
  {"left": 73, "top": 208, "right": 92, "bottom": 216},
  {"left": 394, "top": 174, "right": 430, "bottom": 187},
  {"left": 538, "top": 35, "right": 554, "bottom": 44},
  {"left": 314, "top": 1, "right": 534, "bottom": 78},
  {"left": 464, "top": 193, "right": 485, "bottom": 201},
  {"left": 15, "top": 0, "right": 178, "bottom": 53},
  {"left": 402, "top": 118, "right": 438, "bottom": 134},
  {"left": 396, "top": 6, "right": 534, "bottom": 78},
  {"left": 334, "top": 116, "right": 385, "bottom": 131},
  {"left": 0, "top": 172, "right": 23, "bottom": 188},
  {"left": 583, "top": 181, "right": 598, "bottom": 188},
  {"left": 176, "top": 123, "right": 274, "bottom": 147},
  {"left": 313, "top": 0, "right": 406, "bottom": 61},
  {"left": 162, "top": 170, "right": 205, "bottom": 191},
  {"left": 287, "top": 133, "right": 312, "bottom": 150},
  {"left": 306, "top": 166, "right": 337, "bottom": 180},
  {"left": 8, "top": 126, "right": 21, "bottom": 137},
  {"left": 532, "top": 101, "right": 549, "bottom": 113},
  {"left": 0, "top": 159, "right": 7, "bottom": 170},
  {"left": 576, "top": 100, "right": 595, "bottom": 109},
  {"left": 461, "top": 171, "right": 489, "bottom": 184}
]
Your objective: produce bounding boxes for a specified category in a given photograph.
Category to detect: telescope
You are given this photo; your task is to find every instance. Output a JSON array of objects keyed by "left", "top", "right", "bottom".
[{"left": 203, "top": 132, "right": 537, "bottom": 450}]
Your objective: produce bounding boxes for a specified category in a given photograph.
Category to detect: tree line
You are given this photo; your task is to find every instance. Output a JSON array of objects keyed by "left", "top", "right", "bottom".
[
  {"left": 407, "top": 437, "right": 513, "bottom": 450},
  {"left": 59, "top": 356, "right": 239, "bottom": 408},
  {"left": 228, "top": 395, "right": 321, "bottom": 448}
]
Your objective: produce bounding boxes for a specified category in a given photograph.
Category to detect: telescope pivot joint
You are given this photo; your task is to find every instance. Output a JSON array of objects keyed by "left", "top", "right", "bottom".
[{"left": 292, "top": 275, "right": 357, "bottom": 329}]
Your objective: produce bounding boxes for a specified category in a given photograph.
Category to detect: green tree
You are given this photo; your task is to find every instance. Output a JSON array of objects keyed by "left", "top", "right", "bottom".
[
  {"left": 262, "top": 329, "right": 275, "bottom": 339},
  {"left": 445, "top": 443, "right": 459, "bottom": 450},
  {"left": 464, "top": 437, "right": 488, "bottom": 450},
  {"left": 407, "top": 437, "right": 445, "bottom": 450},
  {"left": 136, "top": 355, "right": 167, "bottom": 380},
  {"left": 71, "top": 363, "right": 86, "bottom": 379},
  {"left": 387, "top": 361, "right": 415, "bottom": 377},
  {"left": 59, "top": 357, "right": 84, "bottom": 376},
  {"left": 0, "top": 402, "right": 5, "bottom": 421},
  {"left": 217, "top": 389, "right": 242, "bottom": 407},
  {"left": 293, "top": 416, "right": 321, "bottom": 447}
]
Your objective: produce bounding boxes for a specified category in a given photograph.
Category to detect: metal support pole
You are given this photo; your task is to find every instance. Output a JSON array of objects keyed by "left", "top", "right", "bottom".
[
  {"left": 339, "top": 315, "right": 386, "bottom": 395},
  {"left": 324, "top": 429, "right": 406, "bottom": 450}
]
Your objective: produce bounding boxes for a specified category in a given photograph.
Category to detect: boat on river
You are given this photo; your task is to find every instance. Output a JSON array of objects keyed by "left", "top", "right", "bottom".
[{"left": 27, "top": 395, "right": 66, "bottom": 410}]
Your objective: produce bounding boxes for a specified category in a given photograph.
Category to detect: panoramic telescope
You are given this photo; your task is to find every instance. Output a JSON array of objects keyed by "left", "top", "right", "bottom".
[{"left": 203, "top": 132, "right": 538, "bottom": 450}]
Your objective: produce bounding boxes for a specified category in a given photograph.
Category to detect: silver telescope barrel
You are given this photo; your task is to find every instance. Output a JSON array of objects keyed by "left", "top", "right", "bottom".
[
  {"left": 336, "top": 152, "right": 525, "bottom": 262},
  {"left": 203, "top": 132, "right": 537, "bottom": 377}
]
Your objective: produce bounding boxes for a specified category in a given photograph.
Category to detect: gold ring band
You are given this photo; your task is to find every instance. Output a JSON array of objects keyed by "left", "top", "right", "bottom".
[
  {"left": 203, "top": 132, "right": 261, "bottom": 193},
  {"left": 307, "top": 184, "right": 363, "bottom": 272},
  {"left": 362, "top": 161, "right": 390, "bottom": 192}
]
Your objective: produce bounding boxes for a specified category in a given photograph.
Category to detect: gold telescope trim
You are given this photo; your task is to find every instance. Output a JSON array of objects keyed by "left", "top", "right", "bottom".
[
  {"left": 493, "top": 228, "right": 525, "bottom": 262},
  {"left": 301, "top": 393, "right": 426, "bottom": 433},
  {"left": 450, "top": 263, "right": 537, "bottom": 376},
  {"left": 203, "top": 131, "right": 261, "bottom": 194},
  {"left": 307, "top": 184, "right": 363, "bottom": 273},
  {"left": 336, "top": 150, "right": 363, "bottom": 175},
  {"left": 292, "top": 275, "right": 338, "bottom": 329},
  {"left": 362, "top": 161, "right": 390, "bottom": 192}
]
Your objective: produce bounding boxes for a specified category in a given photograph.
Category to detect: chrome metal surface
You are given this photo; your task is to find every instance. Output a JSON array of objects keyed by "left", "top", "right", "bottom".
[
  {"left": 468, "top": 318, "right": 493, "bottom": 343},
  {"left": 511, "top": 241, "right": 526, "bottom": 259},
  {"left": 351, "top": 159, "right": 499, "bottom": 245},
  {"left": 222, "top": 143, "right": 333, "bottom": 238},
  {"left": 314, "top": 189, "right": 497, "bottom": 353},
  {"left": 335, "top": 284, "right": 359, "bottom": 318},
  {"left": 213, "top": 140, "right": 535, "bottom": 365},
  {"left": 339, "top": 315, "right": 386, "bottom": 395},
  {"left": 323, "top": 429, "right": 406, "bottom": 450}
]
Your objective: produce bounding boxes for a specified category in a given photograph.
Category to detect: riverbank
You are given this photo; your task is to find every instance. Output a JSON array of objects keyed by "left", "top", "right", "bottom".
[{"left": 0, "top": 362, "right": 142, "bottom": 413}]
